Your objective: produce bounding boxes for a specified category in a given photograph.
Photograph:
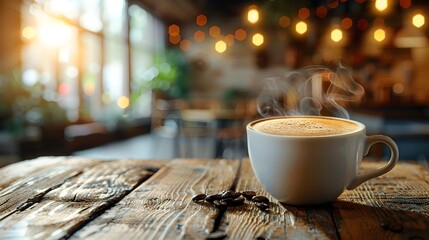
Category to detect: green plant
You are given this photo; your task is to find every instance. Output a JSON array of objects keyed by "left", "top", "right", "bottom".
[{"left": 131, "top": 48, "right": 189, "bottom": 102}]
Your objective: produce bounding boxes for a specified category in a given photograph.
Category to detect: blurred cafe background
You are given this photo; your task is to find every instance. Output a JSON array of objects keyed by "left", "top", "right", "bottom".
[{"left": 1, "top": 0, "right": 429, "bottom": 167}]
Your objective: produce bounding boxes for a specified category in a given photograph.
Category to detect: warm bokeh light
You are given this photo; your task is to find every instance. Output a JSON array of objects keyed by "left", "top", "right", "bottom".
[
  {"left": 375, "top": 0, "right": 388, "bottom": 11},
  {"left": 39, "top": 21, "right": 72, "bottom": 46},
  {"left": 225, "top": 34, "right": 235, "bottom": 46},
  {"left": 252, "top": 33, "right": 264, "bottom": 46},
  {"left": 298, "top": 8, "right": 310, "bottom": 19},
  {"left": 341, "top": 18, "right": 353, "bottom": 29},
  {"left": 194, "top": 30, "right": 205, "bottom": 42},
  {"left": 169, "top": 35, "right": 181, "bottom": 45},
  {"left": 180, "top": 39, "right": 192, "bottom": 52},
  {"left": 22, "top": 26, "right": 36, "bottom": 40},
  {"left": 331, "top": 29, "right": 343, "bottom": 42},
  {"left": 279, "top": 16, "right": 290, "bottom": 28},
  {"left": 168, "top": 24, "right": 180, "bottom": 36},
  {"left": 209, "top": 26, "right": 221, "bottom": 38},
  {"left": 357, "top": 19, "right": 369, "bottom": 30},
  {"left": 316, "top": 6, "right": 327, "bottom": 18},
  {"left": 295, "top": 21, "right": 308, "bottom": 35},
  {"left": 247, "top": 5, "right": 259, "bottom": 24},
  {"left": 235, "top": 28, "right": 247, "bottom": 41},
  {"left": 215, "top": 40, "right": 227, "bottom": 53},
  {"left": 412, "top": 14, "right": 425, "bottom": 28},
  {"left": 374, "top": 28, "right": 386, "bottom": 42},
  {"left": 196, "top": 14, "right": 207, "bottom": 26},
  {"left": 117, "top": 96, "right": 130, "bottom": 109},
  {"left": 400, "top": 0, "right": 411, "bottom": 9},
  {"left": 327, "top": 0, "right": 339, "bottom": 8}
]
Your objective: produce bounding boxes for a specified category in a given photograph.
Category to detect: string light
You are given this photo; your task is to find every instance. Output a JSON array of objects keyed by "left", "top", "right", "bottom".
[
  {"left": 357, "top": 19, "right": 369, "bottom": 30},
  {"left": 168, "top": 24, "right": 180, "bottom": 36},
  {"left": 295, "top": 21, "right": 308, "bottom": 35},
  {"left": 327, "top": 0, "right": 339, "bottom": 9},
  {"left": 252, "top": 33, "right": 264, "bottom": 46},
  {"left": 180, "top": 39, "right": 191, "bottom": 52},
  {"left": 341, "top": 18, "right": 353, "bottom": 29},
  {"left": 209, "top": 26, "right": 221, "bottom": 38},
  {"left": 225, "top": 34, "right": 235, "bottom": 46},
  {"left": 169, "top": 35, "right": 181, "bottom": 45},
  {"left": 375, "top": 0, "right": 388, "bottom": 12},
  {"left": 235, "top": 28, "right": 247, "bottom": 41},
  {"left": 298, "top": 8, "right": 310, "bottom": 19},
  {"left": 374, "top": 28, "right": 386, "bottom": 42},
  {"left": 215, "top": 40, "right": 227, "bottom": 53},
  {"left": 316, "top": 6, "right": 327, "bottom": 18},
  {"left": 196, "top": 14, "right": 207, "bottom": 26},
  {"left": 194, "top": 31, "right": 205, "bottom": 42},
  {"left": 247, "top": 5, "right": 259, "bottom": 24},
  {"left": 331, "top": 28, "right": 343, "bottom": 42},
  {"left": 279, "top": 16, "right": 291, "bottom": 28},
  {"left": 400, "top": 0, "right": 411, "bottom": 9},
  {"left": 412, "top": 14, "right": 425, "bottom": 28}
]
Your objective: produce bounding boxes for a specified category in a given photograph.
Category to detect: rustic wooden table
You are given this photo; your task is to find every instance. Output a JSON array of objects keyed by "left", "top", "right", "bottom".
[{"left": 0, "top": 157, "right": 428, "bottom": 239}]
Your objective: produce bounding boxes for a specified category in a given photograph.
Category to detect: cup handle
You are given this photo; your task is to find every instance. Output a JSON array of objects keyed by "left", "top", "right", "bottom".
[{"left": 346, "top": 135, "right": 399, "bottom": 190}]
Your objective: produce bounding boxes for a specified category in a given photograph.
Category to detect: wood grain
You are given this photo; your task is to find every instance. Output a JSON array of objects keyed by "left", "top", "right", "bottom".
[
  {"left": 0, "top": 157, "right": 101, "bottom": 221},
  {"left": 0, "top": 159, "right": 164, "bottom": 239},
  {"left": 334, "top": 161, "right": 429, "bottom": 240},
  {"left": 0, "top": 156, "right": 68, "bottom": 190},
  {"left": 223, "top": 158, "right": 338, "bottom": 240},
  {"left": 70, "top": 159, "right": 240, "bottom": 240}
]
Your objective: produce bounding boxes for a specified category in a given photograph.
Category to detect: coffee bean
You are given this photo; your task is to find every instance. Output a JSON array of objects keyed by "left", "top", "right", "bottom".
[
  {"left": 252, "top": 195, "right": 269, "bottom": 204},
  {"left": 192, "top": 194, "right": 207, "bottom": 202},
  {"left": 213, "top": 200, "right": 228, "bottom": 209},
  {"left": 241, "top": 191, "right": 256, "bottom": 200},
  {"left": 221, "top": 190, "right": 241, "bottom": 200},
  {"left": 380, "top": 221, "right": 390, "bottom": 229},
  {"left": 205, "top": 194, "right": 222, "bottom": 203},
  {"left": 389, "top": 222, "right": 403, "bottom": 233},
  {"left": 255, "top": 202, "right": 270, "bottom": 211},
  {"left": 228, "top": 196, "right": 245, "bottom": 206}
]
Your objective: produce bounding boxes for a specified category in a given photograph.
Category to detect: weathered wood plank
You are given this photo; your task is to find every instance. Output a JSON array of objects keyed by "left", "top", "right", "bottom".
[
  {"left": 0, "top": 159, "right": 164, "bottom": 239},
  {"left": 70, "top": 159, "right": 240, "bottom": 240},
  {"left": 339, "top": 162, "right": 429, "bottom": 212},
  {"left": 222, "top": 158, "right": 338, "bottom": 240},
  {"left": 0, "top": 156, "right": 68, "bottom": 190},
  {"left": 335, "top": 161, "right": 429, "bottom": 239},
  {"left": 0, "top": 157, "right": 101, "bottom": 221}
]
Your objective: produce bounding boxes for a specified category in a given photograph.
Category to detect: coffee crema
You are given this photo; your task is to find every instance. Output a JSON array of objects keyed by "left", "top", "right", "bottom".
[{"left": 251, "top": 117, "right": 359, "bottom": 136}]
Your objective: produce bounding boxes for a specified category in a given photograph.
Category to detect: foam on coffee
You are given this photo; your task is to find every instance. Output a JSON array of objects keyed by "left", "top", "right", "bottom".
[{"left": 251, "top": 117, "right": 359, "bottom": 136}]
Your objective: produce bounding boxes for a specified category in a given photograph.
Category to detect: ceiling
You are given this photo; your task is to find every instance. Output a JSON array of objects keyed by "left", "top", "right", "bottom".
[{"left": 137, "top": 0, "right": 261, "bottom": 23}]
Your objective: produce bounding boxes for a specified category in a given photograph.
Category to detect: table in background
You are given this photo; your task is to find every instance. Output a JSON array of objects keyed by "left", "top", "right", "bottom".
[{"left": 0, "top": 157, "right": 428, "bottom": 239}]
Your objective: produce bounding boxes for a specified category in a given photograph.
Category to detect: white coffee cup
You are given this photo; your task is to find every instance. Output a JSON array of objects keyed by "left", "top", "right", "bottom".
[{"left": 246, "top": 116, "right": 399, "bottom": 205}]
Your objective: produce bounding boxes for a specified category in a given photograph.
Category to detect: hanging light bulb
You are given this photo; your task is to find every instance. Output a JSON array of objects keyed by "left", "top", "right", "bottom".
[
  {"left": 375, "top": 0, "right": 388, "bottom": 12},
  {"left": 215, "top": 40, "right": 227, "bottom": 53},
  {"left": 331, "top": 28, "right": 343, "bottom": 42},
  {"left": 412, "top": 14, "right": 425, "bottom": 28},
  {"left": 252, "top": 33, "right": 264, "bottom": 46},
  {"left": 247, "top": 5, "right": 259, "bottom": 24},
  {"left": 374, "top": 28, "right": 386, "bottom": 42},
  {"left": 295, "top": 21, "right": 308, "bottom": 35}
]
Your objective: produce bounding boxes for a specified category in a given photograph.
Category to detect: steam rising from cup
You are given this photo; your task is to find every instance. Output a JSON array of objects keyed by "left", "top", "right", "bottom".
[{"left": 257, "top": 63, "right": 365, "bottom": 119}]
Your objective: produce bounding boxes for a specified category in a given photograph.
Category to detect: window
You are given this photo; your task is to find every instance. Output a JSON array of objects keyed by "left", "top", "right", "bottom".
[{"left": 21, "top": 0, "right": 165, "bottom": 123}]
